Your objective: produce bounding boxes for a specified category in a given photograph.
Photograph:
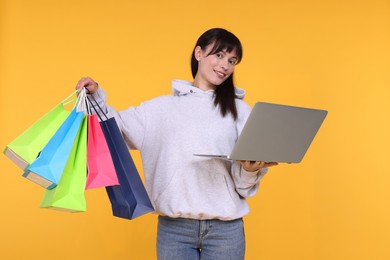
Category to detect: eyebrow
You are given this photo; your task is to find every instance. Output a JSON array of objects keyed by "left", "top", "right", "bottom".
[{"left": 219, "top": 50, "right": 238, "bottom": 60}]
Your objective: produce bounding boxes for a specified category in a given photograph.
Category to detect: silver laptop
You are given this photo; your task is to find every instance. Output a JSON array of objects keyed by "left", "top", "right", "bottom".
[{"left": 194, "top": 102, "right": 328, "bottom": 163}]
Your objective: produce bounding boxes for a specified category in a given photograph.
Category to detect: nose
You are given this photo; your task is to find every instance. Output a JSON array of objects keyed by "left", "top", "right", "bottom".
[{"left": 220, "top": 58, "right": 229, "bottom": 70}]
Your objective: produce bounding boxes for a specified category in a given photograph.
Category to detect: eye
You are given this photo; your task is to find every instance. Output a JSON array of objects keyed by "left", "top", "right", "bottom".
[
  {"left": 215, "top": 53, "right": 224, "bottom": 59},
  {"left": 229, "top": 59, "right": 238, "bottom": 65}
]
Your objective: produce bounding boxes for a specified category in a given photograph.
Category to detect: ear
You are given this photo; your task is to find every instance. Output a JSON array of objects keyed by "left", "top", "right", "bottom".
[{"left": 194, "top": 46, "right": 202, "bottom": 61}]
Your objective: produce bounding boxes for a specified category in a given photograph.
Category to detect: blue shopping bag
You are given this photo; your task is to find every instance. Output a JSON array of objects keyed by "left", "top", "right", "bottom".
[
  {"left": 23, "top": 107, "right": 84, "bottom": 189},
  {"left": 88, "top": 95, "right": 154, "bottom": 220}
]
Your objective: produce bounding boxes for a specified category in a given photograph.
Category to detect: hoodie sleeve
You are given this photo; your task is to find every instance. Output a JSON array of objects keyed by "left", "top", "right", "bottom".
[
  {"left": 230, "top": 100, "right": 268, "bottom": 198},
  {"left": 89, "top": 87, "right": 146, "bottom": 150},
  {"left": 231, "top": 164, "right": 268, "bottom": 198}
]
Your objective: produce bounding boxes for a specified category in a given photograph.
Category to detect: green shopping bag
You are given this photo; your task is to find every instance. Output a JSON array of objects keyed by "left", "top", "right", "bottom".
[
  {"left": 3, "top": 92, "right": 76, "bottom": 170},
  {"left": 40, "top": 114, "right": 87, "bottom": 212}
]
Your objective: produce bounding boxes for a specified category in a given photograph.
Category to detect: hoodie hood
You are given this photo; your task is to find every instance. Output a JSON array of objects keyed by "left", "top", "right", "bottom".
[{"left": 171, "top": 80, "right": 246, "bottom": 100}]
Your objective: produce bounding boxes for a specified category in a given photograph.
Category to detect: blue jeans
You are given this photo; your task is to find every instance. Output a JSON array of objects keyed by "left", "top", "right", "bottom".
[{"left": 157, "top": 216, "right": 245, "bottom": 260}]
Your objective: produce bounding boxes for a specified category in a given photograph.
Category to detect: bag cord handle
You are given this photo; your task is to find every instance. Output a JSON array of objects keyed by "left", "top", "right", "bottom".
[
  {"left": 86, "top": 93, "right": 109, "bottom": 121},
  {"left": 62, "top": 90, "right": 78, "bottom": 106}
]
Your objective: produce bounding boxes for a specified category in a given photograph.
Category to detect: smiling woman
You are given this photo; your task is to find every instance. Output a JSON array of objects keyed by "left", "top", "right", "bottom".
[
  {"left": 2, "top": 1, "right": 390, "bottom": 260},
  {"left": 75, "top": 28, "right": 277, "bottom": 260}
]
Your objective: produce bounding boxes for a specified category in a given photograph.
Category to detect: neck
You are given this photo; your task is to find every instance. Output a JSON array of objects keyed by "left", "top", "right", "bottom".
[{"left": 193, "top": 77, "right": 216, "bottom": 91}]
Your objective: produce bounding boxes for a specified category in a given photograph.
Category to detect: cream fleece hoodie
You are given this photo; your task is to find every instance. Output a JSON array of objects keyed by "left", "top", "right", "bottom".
[{"left": 93, "top": 80, "right": 267, "bottom": 220}]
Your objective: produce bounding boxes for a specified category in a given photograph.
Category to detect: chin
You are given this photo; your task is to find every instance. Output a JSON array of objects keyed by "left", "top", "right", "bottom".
[
  {"left": 211, "top": 78, "right": 226, "bottom": 86},
  {"left": 215, "top": 79, "right": 227, "bottom": 86}
]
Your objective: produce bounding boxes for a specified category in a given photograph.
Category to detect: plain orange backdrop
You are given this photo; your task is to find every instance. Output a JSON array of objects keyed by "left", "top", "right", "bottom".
[{"left": 1, "top": 0, "right": 389, "bottom": 259}]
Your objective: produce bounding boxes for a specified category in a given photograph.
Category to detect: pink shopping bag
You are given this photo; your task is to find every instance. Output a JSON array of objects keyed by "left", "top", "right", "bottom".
[{"left": 86, "top": 114, "right": 119, "bottom": 189}]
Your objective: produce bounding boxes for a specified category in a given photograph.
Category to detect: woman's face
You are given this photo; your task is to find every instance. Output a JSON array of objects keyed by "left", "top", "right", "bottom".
[{"left": 193, "top": 43, "right": 238, "bottom": 91}]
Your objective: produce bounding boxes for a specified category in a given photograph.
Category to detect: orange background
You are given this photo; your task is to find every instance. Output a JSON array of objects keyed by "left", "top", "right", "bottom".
[{"left": 1, "top": 0, "right": 389, "bottom": 259}]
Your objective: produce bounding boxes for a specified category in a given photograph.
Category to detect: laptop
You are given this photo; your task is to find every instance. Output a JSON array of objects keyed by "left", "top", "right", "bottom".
[{"left": 194, "top": 101, "right": 328, "bottom": 163}]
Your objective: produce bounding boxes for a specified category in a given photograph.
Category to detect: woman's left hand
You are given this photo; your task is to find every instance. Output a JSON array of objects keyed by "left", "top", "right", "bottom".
[{"left": 236, "top": 160, "right": 278, "bottom": 172}]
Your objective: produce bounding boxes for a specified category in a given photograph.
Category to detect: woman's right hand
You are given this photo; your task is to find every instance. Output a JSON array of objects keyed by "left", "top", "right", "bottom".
[{"left": 76, "top": 77, "right": 99, "bottom": 94}]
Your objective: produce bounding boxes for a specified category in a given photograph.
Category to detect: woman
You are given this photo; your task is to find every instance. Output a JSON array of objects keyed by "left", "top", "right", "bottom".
[{"left": 77, "top": 28, "right": 278, "bottom": 260}]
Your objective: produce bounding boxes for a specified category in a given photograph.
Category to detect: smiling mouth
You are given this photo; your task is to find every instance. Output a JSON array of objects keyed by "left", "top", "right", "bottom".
[{"left": 214, "top": 70, "right": 226, "bottom": 78}]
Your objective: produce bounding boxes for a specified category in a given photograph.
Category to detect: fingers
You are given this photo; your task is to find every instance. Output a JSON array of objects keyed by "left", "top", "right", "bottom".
[
  {"left": 247, "top": 161, "right": 264, "bottom": 169},
  {"left": 237, "top": 160, "right": 264, "bottom": 167},
  {"left": 265, "top": 162, "right": 279, "bottom": 167},
  {"left": 76, "top": 77, "right": 98, "bottom": 94},
  {"left": 236, "top": 160, "right": 278, "bottom": 172}
]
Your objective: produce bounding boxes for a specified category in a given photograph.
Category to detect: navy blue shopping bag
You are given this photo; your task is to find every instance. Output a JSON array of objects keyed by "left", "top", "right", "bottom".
[{"left": 88, "top": 95, "right": 154, "bottom": 220}]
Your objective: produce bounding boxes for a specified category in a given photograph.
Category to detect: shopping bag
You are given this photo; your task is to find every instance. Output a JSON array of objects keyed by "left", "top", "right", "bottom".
[
  {"left": 40, "top": 115, "right": 87, "bottom": 212},
  {"left": 88, "top": 95, "right": 154, "bottom": 219},
  {"left": 102, "top": 117, "right": 154, "bottom": 219},
  {"left": 3, "top": 92, "right": 76, "bottom": 170},
  {"left": 86, "top": 114, "right": 119, "bottom": 189},
  {"left": 23, "top": 107, "right": 84, "bottom": 189}
]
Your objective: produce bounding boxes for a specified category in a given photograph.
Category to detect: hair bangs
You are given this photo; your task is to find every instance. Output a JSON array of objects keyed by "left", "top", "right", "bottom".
[{"left": 207, "top": 37, "right": 242, "bottom": 64}]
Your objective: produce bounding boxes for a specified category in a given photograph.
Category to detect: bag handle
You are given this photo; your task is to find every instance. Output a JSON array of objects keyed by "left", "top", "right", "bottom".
[
  {"left": 86, "top": 93, "right": 109, "bottom": 121},
  {"left": 61, "top": 90, "right": 78, "bottom": 106},
  {"left": 75, "top": 88, "right": 86, "bottom": 112},
  {"left": 85, "top": 96, "right": 92, "bottom": 115}
]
